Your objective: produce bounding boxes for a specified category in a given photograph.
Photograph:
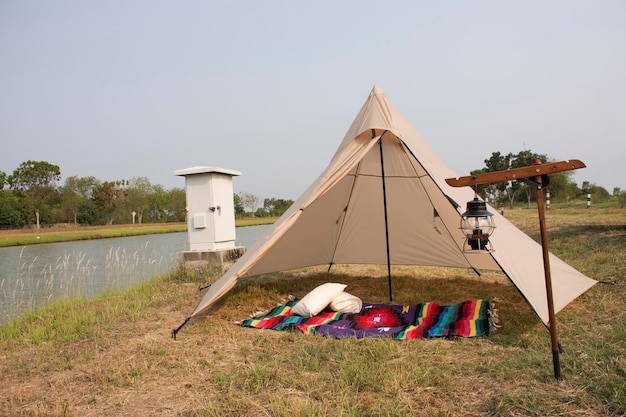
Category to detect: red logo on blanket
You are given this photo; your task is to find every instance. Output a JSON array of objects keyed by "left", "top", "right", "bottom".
[{"left": 352, "top": 306, "right": 406, "bottom": 329}]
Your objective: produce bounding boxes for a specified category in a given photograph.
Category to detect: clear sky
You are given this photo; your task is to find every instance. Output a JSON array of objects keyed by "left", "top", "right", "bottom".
[{"left": 1, "top": 1, "right": 624, "bottom": 202}]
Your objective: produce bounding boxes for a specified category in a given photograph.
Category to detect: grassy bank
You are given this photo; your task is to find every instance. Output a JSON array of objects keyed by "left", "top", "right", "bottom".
[
  {"left": 0, "top": 217, "right": 277, "bottom": 248},
  {"left": 0, "top": 206, "right": 624, "bottom": 416}
]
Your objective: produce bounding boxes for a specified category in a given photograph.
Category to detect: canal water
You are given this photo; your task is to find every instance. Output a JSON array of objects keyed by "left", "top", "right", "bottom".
[{"left": 0, "top": 225, "right": 270, "bottom": 323}]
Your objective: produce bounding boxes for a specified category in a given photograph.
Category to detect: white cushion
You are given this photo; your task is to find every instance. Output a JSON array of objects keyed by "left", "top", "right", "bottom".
[
  {"left": 291, "top": 283, "right": 347, "bottom": 317},
  {"left": 329, "top": 291, "right": 362, "bottom": 314}
]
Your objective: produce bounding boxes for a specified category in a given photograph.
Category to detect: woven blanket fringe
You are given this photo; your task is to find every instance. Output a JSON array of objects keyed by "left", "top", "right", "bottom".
[{"left": 488, "top": 299, "right": 501, "bottom": 334}]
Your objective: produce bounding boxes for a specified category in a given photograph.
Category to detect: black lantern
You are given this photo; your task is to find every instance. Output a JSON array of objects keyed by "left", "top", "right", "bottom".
[{"left": 460, "top": 197, "right": 495, "bottom": 251}]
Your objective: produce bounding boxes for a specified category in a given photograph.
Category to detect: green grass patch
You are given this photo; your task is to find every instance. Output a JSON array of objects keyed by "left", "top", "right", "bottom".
[
  {"left": 235, "top": 216, "right": 279, "bottom": 227},
  {"left": 0, "top": 223, "right": 188, "bottom": 247}
]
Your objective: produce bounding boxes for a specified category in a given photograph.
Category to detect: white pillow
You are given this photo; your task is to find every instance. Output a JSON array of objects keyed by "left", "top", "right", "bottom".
[
  {"left": 291, "top": 283, "right": 347, "bottom": 317},
  {"left": 329, "top": 291, "right": 363, "bottom": 314}
]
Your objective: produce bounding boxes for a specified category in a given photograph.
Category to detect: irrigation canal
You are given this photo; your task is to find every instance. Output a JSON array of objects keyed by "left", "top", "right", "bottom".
[{"left": 0, "top": 224, "right": 270, "bottom": 323}]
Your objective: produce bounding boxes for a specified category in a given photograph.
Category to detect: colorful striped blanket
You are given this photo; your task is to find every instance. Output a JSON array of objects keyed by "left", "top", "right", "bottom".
[{"left": 239, "top": 299, "right": 494, "bottom": 339}]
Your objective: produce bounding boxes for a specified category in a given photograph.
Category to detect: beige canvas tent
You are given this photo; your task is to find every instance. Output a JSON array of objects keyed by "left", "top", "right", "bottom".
[{"left": 176, "top": 86, "right": 596, "bottom": 334}]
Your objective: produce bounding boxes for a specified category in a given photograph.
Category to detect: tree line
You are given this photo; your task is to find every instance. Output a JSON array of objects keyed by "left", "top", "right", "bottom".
[
  {"left": 234, "top": 193, "right": 294, "bottom": 219},
  {"left": 0, "top": 160, "right": 293, "bottom": 230}
]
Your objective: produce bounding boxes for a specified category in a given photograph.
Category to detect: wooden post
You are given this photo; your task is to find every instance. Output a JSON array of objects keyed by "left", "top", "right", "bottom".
[{"left": 535, "top": 174, "right": 562, "bottom": 381}]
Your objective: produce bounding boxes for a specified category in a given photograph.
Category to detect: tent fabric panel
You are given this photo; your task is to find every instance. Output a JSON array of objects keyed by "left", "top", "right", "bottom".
[
  {"left": 228, "top": 138, "right": 380, "bottom": 276},
  {"left": 485, "top": 215, "right": 597, "bottom": 323},
  {"left": 331, "top": 138, "right": 470, "bottom": 267},
  {"left": 429, "top": 181, "right": 503, "bottom": 271},
  {"left": 549, "top": 254, "right": 598, "bottom": 314},
  {"left": 384, "top": 178, "right": 472, "bottom": 267},
  {"left": 332, "top": 174, "right": 388, "bottom": 264},
  {"left": 300, "top": 136, "right": 379, "bottom": 210},
  {"left": 243, "top": 177, "right": 356, "bottom": 276},
  {"left": 401, "top": 150, "right": 501, "bottom": 270},
  {"left": 356, "top": 134, "right": 413, "bottom": 178}
]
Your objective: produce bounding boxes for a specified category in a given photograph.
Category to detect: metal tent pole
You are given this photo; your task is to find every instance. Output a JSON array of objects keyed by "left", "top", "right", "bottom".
[{"left": 378, "top": 135, "right": 393, "bottom": 302}]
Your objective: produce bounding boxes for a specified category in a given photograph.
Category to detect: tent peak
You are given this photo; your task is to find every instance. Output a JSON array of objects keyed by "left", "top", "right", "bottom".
[{"left": 370, "top": 85, "right": 385, "bottom": 96}]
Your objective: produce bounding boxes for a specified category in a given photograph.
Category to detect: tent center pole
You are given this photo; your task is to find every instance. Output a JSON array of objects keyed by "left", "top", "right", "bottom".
[{"left": 378, "top": 135, "right": 393, "bottom": 302}]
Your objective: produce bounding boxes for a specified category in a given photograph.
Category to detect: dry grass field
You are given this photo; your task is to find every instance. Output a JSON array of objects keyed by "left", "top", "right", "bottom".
[{"left": 1, "top": 204, "right": 624, "bottom": 416}]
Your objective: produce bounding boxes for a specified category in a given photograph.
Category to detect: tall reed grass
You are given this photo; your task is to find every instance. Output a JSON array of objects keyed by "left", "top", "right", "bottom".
[{"left": 1, "top": 242, "right": 171, "bottom": 324}]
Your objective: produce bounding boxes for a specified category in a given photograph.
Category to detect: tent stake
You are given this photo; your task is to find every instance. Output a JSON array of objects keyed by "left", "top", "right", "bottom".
[
  {"left": 171, "top": 316, "right": 191, "bottom": 340},
  {"left": 378, "top": 136, "right": 393, "bottom": 302}
]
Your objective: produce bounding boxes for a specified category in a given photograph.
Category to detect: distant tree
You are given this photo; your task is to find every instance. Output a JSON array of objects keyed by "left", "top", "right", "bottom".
[
  {"left": 0, "top": 171, "right": 22, "bottom": 227},
  {"left": 77, "top": 201, "right": 98, "bottom": 225},
  {"left": 92, "top": 180, "right": 126, "bottom": 225},
  {"left": 234, "top": 193, "right": 244, "bottom": 218},
  {"left": 60, "top": 176, "right": 100, "bottom": 225},
  {"left": 617, "top": 190, "right": 626, "bottom": 208},
  {"left": 471, "top": 151, "right": 512, "bottom": 208},
  {"left": 542, "top": 170, "right": 579, "bottom": 203},
  {"left": 9, "top": 160, "right": 61, "bottom": 229},
  {"left": 0, "top": 171, "right": 7, "bottom": 190},
  {"left": 167, "top": 188, "right": 187, "bottom": 222},
  {"left": 149, "top": 184, "right": 170, "bottom": 222},
  {"left": 126, "top": 177, "right": 152, "bottom": 224},
  {"left": 511, "top": 150, "right": 546, "bottom": 208},
  {"left": 0, "top": 191, "right": 26, "bottom": 228},
  {"left": 239, "top": 192, "right": 259, "bottom": 217},
  {"left": 263, "top": 198, "right": 294, "bottom": 217},
  {"left": 254, "top": 207, "right": 270, "bottom": 218}
]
